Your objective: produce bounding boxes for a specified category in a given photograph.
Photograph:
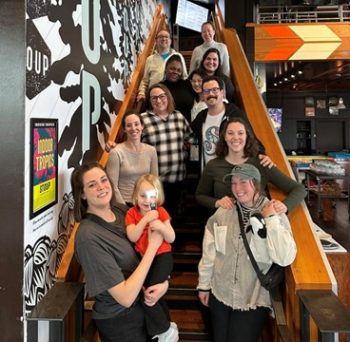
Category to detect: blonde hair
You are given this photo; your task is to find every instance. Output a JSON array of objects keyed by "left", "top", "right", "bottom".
[{"left": 131, "top": 174, "right": 165, "bottom": 207}]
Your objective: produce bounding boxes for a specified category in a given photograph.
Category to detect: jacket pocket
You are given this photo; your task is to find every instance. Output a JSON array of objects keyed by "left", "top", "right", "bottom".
[{"left": 214, "top": 223, "right": 227, "bottom": 255}]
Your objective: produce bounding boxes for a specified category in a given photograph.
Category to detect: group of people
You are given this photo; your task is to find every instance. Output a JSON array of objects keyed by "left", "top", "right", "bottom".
[{"left": 71, "top": 21, "right": 307, "bottom": 342}]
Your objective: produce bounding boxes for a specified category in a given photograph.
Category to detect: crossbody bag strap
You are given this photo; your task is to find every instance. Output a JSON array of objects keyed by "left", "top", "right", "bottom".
[
  {"left": 237, "top": 207, "right": 292, "bottom": 340},
  {"left": 236, "top": 206, "right": 265, "bottom": 282}
]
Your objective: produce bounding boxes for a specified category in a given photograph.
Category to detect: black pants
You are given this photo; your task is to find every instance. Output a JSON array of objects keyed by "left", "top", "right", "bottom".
[
  {"left": 94, "top": 302, "right": 146, "bottom": 342},
  {"left": 142, "top": 252, "right": 173, "bottom": 336},
  {"left": 209, "top": 293, "right": 270, "bottom": 342},
  {"left": 162, "top": 181, "right": 183, "bottom": 218}
]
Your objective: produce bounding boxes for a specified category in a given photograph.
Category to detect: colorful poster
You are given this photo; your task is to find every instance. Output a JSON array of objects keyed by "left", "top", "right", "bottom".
[{"left": 30, "top": 119, "right": 58, "bottom": 218}]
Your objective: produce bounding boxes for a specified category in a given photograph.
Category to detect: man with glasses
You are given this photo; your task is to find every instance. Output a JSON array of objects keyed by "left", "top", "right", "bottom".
[
  {"left": 191, "top": 76, "right": 254, "bottom": 169},
  {"left": 137, "top": 29, "right": 188, "bottom": 102}
]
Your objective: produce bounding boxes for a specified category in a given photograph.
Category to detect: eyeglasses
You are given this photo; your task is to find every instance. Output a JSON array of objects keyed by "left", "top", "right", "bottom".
[
  {"left": 157, "top": 35, "right": 170, "bottom": 39},
  {"left": 202, "top": 87, "right": 221, "bottom": 95},
  {"left": 150, "top": 93, "right": 167, "bottom": 102}
]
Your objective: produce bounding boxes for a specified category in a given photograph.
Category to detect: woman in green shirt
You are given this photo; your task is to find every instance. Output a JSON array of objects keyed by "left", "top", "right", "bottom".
[{"left": 195, "top": 117, "right": 306, "bottom": 213}]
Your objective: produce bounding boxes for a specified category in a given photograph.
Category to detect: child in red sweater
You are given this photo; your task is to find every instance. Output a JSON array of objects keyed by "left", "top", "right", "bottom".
[{"left": 125, "top": 174, "right": 178, "bottom": 342}]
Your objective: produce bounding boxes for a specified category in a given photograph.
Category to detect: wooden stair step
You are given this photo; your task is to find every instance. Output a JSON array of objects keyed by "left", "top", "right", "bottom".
[
  {"left": 170, "top": 308, "right": 210, "bottom": 341},
  {"left": 173, "top": 240, "right": 202, "bottom": 253},
  {"left": 170, "top": 271, "right": 198, "bottom": 288}
]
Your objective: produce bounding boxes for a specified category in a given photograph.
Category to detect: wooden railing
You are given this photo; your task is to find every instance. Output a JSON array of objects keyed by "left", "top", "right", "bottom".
[
  {"left": 56, "top": 5, "right": 166, "bottom": 283},
  {"left": 214, "top": 3, "right": 337, "bottom": 341}
]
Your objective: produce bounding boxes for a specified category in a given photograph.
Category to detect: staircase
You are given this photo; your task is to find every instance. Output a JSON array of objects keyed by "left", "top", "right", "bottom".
[{"left": 167, "top": 174, "right": 212, "bottom": 341}]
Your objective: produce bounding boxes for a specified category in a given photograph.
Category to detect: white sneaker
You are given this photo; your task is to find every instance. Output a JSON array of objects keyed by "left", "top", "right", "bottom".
[{"left": 152, "top": 322, "right": 179, "bottom": 342}]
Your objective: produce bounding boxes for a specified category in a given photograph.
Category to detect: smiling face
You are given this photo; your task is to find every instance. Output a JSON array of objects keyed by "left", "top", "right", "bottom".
[
  {"left": 165, "top": 59, "right": 182, "bottom": 82},
  {"left": 225, "top": 121, "right": 247, "bottom": 155},
  {"left": 82, "top": 167, "right": 112, "bottom": 211},
  {"left": 231, "top": 176, "right": 256, "bottom": 207},
  {"left": 190, "top": 73, "right": 203, "bottom": 94},
  {"left": 149, "top": 87, "right": 169, "bottom": 115},
  {"left": 203, "top": 52, "right": 219, "bottom": 75},
  {"left": 124, "top": 114, "right": 143, "bottom": 141},
  {"left": 202, "top": 80, "right": 224, "bottom": 107},
  {"left": 156, "top": 30, "right": 171, "bottom": 52},
  {"left": 201, "top": 23, "right": 215, "bottom": 43},
  {"left": 136, "top": 181, "right": 157, "bottom": 214}
]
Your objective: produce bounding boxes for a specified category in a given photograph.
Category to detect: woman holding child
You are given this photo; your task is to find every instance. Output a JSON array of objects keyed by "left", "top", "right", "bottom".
[{"left": 72, "top": 162, "right": 178, "bottom": 342}]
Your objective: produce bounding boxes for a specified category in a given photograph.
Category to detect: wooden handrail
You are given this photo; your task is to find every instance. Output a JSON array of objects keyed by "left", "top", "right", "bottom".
[
  {"left": 214, "top": 2, "right": 332, "bottom": 290},
  {"left": 214, "top": 3, "right": 335, "bottom": 340},
  {"left": 56, "top": 5, "right": 166, "bottom": 282},
  {"left": 99, "top": 5, "right": 166, "bottom": 168}
]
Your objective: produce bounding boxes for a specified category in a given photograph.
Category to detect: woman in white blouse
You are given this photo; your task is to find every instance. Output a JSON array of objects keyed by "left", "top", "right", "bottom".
[{"left": 106, "top": 112, "right": 158, "bottom": 206}]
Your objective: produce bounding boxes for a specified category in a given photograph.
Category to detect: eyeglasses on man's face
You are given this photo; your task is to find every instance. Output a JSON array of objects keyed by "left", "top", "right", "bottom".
[
  {"left": 202, "top": 87, "right": 221, "bottom": 95},
  {"left": 157, "top": 35, "right": 170, "bottom": 40},
  {"left": 150, "top": 93, "right": 167, "bottom": 102}
]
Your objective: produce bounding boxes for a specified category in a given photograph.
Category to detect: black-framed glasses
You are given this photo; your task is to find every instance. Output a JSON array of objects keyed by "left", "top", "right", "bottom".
[
  {"left": 202, "top": 87, "right": 221, "bottom": 95},
  {"left": 150, "top": 93, "right": 167, "bottom": 102}
]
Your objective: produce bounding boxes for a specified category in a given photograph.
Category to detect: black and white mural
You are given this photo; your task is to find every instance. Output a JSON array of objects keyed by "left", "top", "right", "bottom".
[{"left": 24, "top": 0, "right": 157, "bottom": 313}]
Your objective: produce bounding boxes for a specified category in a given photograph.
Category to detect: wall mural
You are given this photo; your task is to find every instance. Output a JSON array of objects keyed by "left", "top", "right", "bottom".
[{"left": 24, "top": 0, "right": 157, "bottom": 312}]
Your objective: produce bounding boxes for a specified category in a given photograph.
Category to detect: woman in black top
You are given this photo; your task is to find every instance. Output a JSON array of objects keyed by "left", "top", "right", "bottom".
[{"left": 161, "top": 54, "right": 195, "bottom": 121}]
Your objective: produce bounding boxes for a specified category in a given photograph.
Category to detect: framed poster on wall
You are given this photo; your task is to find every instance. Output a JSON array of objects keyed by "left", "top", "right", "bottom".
[{"left": 30, "top": 118, "right": 58, "bottom": 219}]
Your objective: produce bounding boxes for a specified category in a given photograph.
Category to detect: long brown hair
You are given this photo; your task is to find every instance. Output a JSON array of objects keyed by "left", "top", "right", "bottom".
[
  {"left": 71, "top": 162, "right": 117, "bottom": 222},
  {"left": 216, "top": 117, "right": 260, "bottom": 158}
]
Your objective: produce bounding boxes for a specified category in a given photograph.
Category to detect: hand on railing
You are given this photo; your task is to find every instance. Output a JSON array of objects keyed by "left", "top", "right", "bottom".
[
  {"left": 136, "top": 93, "right": 146, "bottom": 103},
  {"left": 105, "top": 140, "right": 117, "bottom": 153},
  {"left": 135, "top": 98, "right": 146, "bottom": 114}
]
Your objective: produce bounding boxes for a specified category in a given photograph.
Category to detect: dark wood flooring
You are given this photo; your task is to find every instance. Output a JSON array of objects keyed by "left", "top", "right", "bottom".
[{"left": 307, "top": 195, "right": 350, "bottom": 251}]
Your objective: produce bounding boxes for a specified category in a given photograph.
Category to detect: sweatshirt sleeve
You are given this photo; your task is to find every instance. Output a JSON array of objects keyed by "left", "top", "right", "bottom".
[
  {"left": 197, "top": 215, "right": 216, "bottom": 290},
  {"left": 265, "top": 215, "right": 297, "bottom": 267},
  {"left": 138, "top": 57, "right": 151, "bottom": 97},
  {"left": 220, "top": 44, "right": 230, "bottom": 77},
  {"left": 249, "top": 214, "right": 297, "bottom": 269},
  {"left": 195, "top": 163, "right": 217, "bottom": 210},
  {"left": 265, "top": 166, "right": 306, "bottom": 212},
  {"left": 189, "top": 46, "right": 201, "bottom": 75},
  {"left": 106, "top": 148, "right": 126, "bottom": 204}
]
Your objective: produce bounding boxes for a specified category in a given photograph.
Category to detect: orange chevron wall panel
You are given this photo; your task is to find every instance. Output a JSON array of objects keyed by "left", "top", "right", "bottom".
[{"left": 253, "top": 23, "right": 350, "bottom": 61}]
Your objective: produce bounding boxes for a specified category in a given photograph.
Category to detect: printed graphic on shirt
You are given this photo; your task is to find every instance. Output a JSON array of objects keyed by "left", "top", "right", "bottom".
[
  {"left": 202, "top": 111, "right": 225, "bottom": 165},
  {"left": 204, "top": 125, "right": 219, "bottom": 160}
]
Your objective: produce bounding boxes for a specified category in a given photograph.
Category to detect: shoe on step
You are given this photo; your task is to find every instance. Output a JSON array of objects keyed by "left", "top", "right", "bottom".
[{"left": 152, "top": 322, "right": 179, "bottom": 342}]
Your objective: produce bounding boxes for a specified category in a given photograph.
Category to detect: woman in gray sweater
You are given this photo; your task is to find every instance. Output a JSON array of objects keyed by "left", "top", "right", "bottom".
[{"left": 106, "top": 112, "right": 158, "bottom": 206}]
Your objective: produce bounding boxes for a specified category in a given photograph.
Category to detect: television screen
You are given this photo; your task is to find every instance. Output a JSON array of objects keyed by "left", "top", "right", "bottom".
[
  {"left": 175, "top": 0, "right": 209, "bottom": 32},
  {"left": 267, "top": 108, "right": 282, "bottom": 133}
]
